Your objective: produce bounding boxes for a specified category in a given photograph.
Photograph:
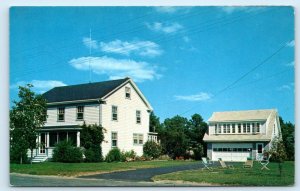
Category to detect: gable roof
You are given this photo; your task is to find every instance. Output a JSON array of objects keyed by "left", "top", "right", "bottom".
[
  {"left": 204, "top": 109, "right": 279, "bottom": 142},
  {"left": 208, "top": 109, "right": 276, "bottom": 122},
  {"left": 43, "top": 78, "right": 129, "bottom": 103}
]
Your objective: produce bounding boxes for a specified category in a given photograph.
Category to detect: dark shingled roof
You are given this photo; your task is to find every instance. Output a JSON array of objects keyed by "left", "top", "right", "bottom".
[{"left": 43, "top": 78, "right": 129, "bottom": 103}]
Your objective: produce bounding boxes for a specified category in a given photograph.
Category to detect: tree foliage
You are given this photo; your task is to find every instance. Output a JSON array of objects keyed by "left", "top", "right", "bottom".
[
  {"left": 143, "top": 141, "right": 162, "bottom": 159},
  {"left": 279, "top": 117, "right": 294, "bottom": 160},
  {"left": 10, "top": 84, "right": 47, "bottom": 164},
  {"left": 156, "top": 114, "right": 208, "bottom": 159},
  {"left": 80, "top": 123, "right": 105, "bottom": 162}
]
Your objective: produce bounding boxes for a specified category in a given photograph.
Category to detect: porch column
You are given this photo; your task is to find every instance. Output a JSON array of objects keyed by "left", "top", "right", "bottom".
[
  {"left": 46, "top": 132, "right": 50, "bottom": 147},
  {"left": 77, "top": 131, "right": 80, "bottom": 147}
]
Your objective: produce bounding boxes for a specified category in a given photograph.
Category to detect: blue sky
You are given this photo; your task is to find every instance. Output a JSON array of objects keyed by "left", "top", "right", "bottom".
[{"left": 10, "top": 6, "right": 295, "bottom": 123}]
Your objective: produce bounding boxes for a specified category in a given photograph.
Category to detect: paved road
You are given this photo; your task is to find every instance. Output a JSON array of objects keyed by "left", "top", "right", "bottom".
[
  {"left": 10, "top": 173, "right": 202, "bottom": 187},
  {"left": 79, "top": 161, "right": 218, "bottom": 182}
]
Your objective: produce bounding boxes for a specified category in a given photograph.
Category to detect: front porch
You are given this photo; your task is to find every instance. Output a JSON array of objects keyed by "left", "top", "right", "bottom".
[{"left": 28, "top": 125, "right": 82, "bottom": 161}]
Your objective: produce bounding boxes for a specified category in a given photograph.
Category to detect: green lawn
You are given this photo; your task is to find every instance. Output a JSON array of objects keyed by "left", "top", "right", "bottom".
[
  {"left": 153, "top": 161, "right": 294, "bottom": 186},
  {"left": 10, "top": 160, "right": 196, "bottom": 177}
]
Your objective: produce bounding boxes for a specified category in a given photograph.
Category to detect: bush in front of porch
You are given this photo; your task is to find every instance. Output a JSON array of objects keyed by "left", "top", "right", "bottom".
[{"left": 52, "top": 140, "right": 83, "bottom": 163}]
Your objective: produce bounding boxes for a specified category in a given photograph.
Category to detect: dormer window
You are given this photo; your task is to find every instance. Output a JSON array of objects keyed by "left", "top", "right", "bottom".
[
  {"left": 125, "top": 87, "right": 131, "bottom": 99},
  {"left": 77, "top": 106, "right": 84, "bottom": 120},
  {"left": 58, "top": 107, "right": 65, "bottom": 121}
]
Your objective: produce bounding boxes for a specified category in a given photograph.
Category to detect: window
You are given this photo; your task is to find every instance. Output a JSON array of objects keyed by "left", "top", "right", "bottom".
[
  {"left": 232, "top": 124, "right": 235, "bottom": 133},
  {"left": 247, "top": 123, "right": 250, "bottom": 133},
  {"left": 223, "top": 124, "right": 226, "bottom": 133},
  {"left": 213, "top": 148, "right": 217, "bottom": 151},
  {"left": 257, "top": 144, "right": 263, "bottom": 153},
  {"left": 227, "top": 124, "right": 230, "bottom": 133},
  {"left": 43, "top": 109, "right": 47, "bottom": 122},
  {"left": 218, "top": 124, "right": 221, "bottom": 133},
  {"left": 257, "top": 123, "right": 260, "bottom": 133},
  {"left": 243, "top": 123, "right": 246, "bottom": 133},
  {"left": 77, "top": 106, "right": 84, "bottom": 120},
  {"left": 111, "top": 132, "right": 118, "bottom": 147},
  {"left": 238, "top": 124, "right": 241, "bottom": 133},
  {"left": 112, "top": 106, "right": 118, "bottom": 121},
  {"left": 133, "top": 133, "right": 143, "bottom": 145},
  {"left": 136, "top": 110, "right": 141, "bottom": 124},
  {"left": 215, "top": 124, "right": 218, "bottom": 134},
  {"left": 252, "top": 123, "right": 255, "bottom": 133},
  {"left": 125, "top": 87, "right": 131, "bottom": 99},
  {"left": 57, "top": 107, "right": 65, "bottom": 121}
]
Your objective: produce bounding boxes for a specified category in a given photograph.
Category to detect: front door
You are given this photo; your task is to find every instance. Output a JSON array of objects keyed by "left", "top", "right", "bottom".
[
  {"left": 256, "top": 143, "right": 264, "bottom": 160},
  {"left": 39, "top": 133, "right": 46, "bottom": 154}
]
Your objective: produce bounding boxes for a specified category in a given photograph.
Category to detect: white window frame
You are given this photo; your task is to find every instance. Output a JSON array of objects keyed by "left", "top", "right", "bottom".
[
  {"left": 232, "top": 124, "right": 235, "bottom": 133},
  {"left": 136, "top": 110, "right": 141, "bottom": 124},
  {"left": 111, "top": 132, "right": 118, "bottom": 148},
  {"left": 125, "top": 87, "right": 131, "bottom": 99},
  {"left": 133, "top": 133, "right": 144, "bottom": 145},
  {"left": 76, "top": 106, "right": 84, "bottom": 120},
  {"left": 112, "top": 105, "right": 118, "bottom": 121},
  {"left": 57, "top": 107, "right": 65, "bottom": 121},
  {"left": 257, "top": 122, "right": 260, "bottom": 133}
]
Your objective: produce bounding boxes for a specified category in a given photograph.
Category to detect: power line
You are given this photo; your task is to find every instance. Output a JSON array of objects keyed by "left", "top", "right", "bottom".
[{"left": 178, "top": 40, "right": 291, "bottom": 116}]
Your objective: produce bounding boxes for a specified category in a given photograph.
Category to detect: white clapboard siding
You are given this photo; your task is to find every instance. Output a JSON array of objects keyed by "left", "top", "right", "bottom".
[
  {"left": 101, "top": 82, "right": 150, "bottom": 157},
  {"left": 45, "top": 104, "right": 100, "bottom": 126}
]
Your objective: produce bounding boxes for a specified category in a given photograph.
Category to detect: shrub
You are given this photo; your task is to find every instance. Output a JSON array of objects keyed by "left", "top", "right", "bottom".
[
  {"left": 143, "top": 141, "right": 162, "bottom": 159},
  {"left": 84, "top": 145, "right": 103, "bottom": 162},
  {"left": 52, "top": 140, "right": 83, "bottom": 163},
  {"left": 192, "top": 144, "right": 204, "bottom": 160},
  {"left": 80, "top": 123, "right": 105, "bottom": 162},
  {"left": 105, "top": 148, "right": 124, "bottom": 162},
  {"left": 10, "top": 146, "right": 28, "bottom": 164}
]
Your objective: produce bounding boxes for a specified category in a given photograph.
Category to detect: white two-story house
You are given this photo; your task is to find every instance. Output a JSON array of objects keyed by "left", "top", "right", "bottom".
[
  {"left": 203, "top": 109, "right": 281, "bottom": 162},
  {"left": 28, "top": 77, "right": 157, "bottom": 162}
]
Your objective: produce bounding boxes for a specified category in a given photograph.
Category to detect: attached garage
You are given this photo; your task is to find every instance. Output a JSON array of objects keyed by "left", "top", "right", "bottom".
[{"left": 212, "top": 143, "right": 253, "bottom": 162}]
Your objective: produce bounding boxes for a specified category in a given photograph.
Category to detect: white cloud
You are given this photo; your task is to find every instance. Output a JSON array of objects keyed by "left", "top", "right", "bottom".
[
  {"left": 100, "top": 39, "right": 162, "bottom": 57},
  {"left": 284, "top": 61, "right": 294, "bottom": 67},
  {"left": 11, "top": 80, "right": 66, "bottom": 94},
  {"left": 277, "top": 83, "right": 294, "bottom": 91},
  {"left": 146, "top": 22, "right": 183, "bottom": 34},
  {"left": 154, "top": 7, "right": 191, "bottom": 14},
  {"left": 286, "top": 40, "right": 295, "bottom": 47},
  {"left": 174, "top": 92, "right": 212, "bottom": 102},
  {"left": 218, "top": 7, "right": 265, "bottom": 14},
  {"left": 83, "top": 37, "right": 98, "bottom": 49},
  {"left": 69, "top": 56, "right": 161, "bottom": 82}
]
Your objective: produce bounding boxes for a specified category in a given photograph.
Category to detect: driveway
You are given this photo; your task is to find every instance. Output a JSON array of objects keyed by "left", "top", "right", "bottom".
[{"left": 79, "top": 161, "right": 221, "bottom": 182}]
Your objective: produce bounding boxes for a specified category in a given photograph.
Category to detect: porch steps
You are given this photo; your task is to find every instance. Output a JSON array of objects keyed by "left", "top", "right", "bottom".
[{"left": 32, "top": 154, "right": 48, "bottom": 163}]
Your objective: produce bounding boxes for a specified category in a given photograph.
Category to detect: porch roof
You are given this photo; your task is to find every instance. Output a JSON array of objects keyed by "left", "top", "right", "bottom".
[{"left": 39, "top": 125, "right": 82, "bottom": 131}]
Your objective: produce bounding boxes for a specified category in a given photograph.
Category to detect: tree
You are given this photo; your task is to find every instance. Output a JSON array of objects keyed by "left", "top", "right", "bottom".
[
  {"left": 268, "top": 137, "right": 287, "bottom": 177},
  {"left": 10, "top": 84, "right": 47, "bottom": 164},
  {"left": 279, "top": 117, "right": 294, "bottom": 160},
  {"left": 143, "top": 141, "right": 162, "bottom": 159},
  {"left": 188, "top": 114, "right": 208, "bottom": 158},
  {"left": 161, "top": 115, "right": 190, "bottom": 159},
  {"left": 149, "top": 112, "right": 161, "bottom": 132},
  {"left": 80, "top": 123, "right": 105, "bottom": 162}
]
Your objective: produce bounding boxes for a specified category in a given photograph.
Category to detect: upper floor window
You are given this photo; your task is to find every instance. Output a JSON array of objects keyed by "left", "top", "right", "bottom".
[
  {"left": 57, "top": 107, "right": 65, "bottom": 121},
  {"left": 226, "top": 124, "right": 230, "bottom": 133},
  {"left": 77, "top": 106, "right": 84, "bottom": 120},
  {"left": 247, "top": 123, "right": 250, "bottom": 133},
  {"left": 112, "top": 106, "right": 118, "bottom": 121},
  {"left": 252, "top": 123, "right": 255, "bottom": 133},
  {"left": 257, "top": 123, "right": 260, "bottom": 133},
  {"left": 133, "top": 133, "right": 143, "bottom": 145},
  {"left": 125, "top": 87, "right": 131, "bottom": 99},
  {"left": 111, "top": 132, "right": 118, "bottom": 147},
  {"left": 223, "top": 124, "right": 226, "bottom": 133},
  {"left": 232, "top": 124, "right": 235, "bottom": 133},
  {"left": 136, "top": 110, "right": 141, "bottom": 124},
  {"left": 218, "top": 125, "right": 221, "bottom": 133},
  {"left": 243, "top": 123, "right": 246, "bottom": 133},
  {"left": 43, "top": 109, "right": 47, "bottom": 122},
  {"left": 238, "top": 124, "right": 241, "bottom": 133},
  {"left": 215, "top": 124, "right": 218, "bottom": 134}
]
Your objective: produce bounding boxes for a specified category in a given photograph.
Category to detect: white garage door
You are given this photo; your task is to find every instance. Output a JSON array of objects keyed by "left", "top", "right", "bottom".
[{"left": 212, "top": 143, "right": 252, "bottom": 162}]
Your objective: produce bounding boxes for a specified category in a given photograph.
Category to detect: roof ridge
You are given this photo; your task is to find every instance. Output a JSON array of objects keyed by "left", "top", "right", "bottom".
[{"left": 52, "top": 78, "right": 129, "bottom": 89}]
